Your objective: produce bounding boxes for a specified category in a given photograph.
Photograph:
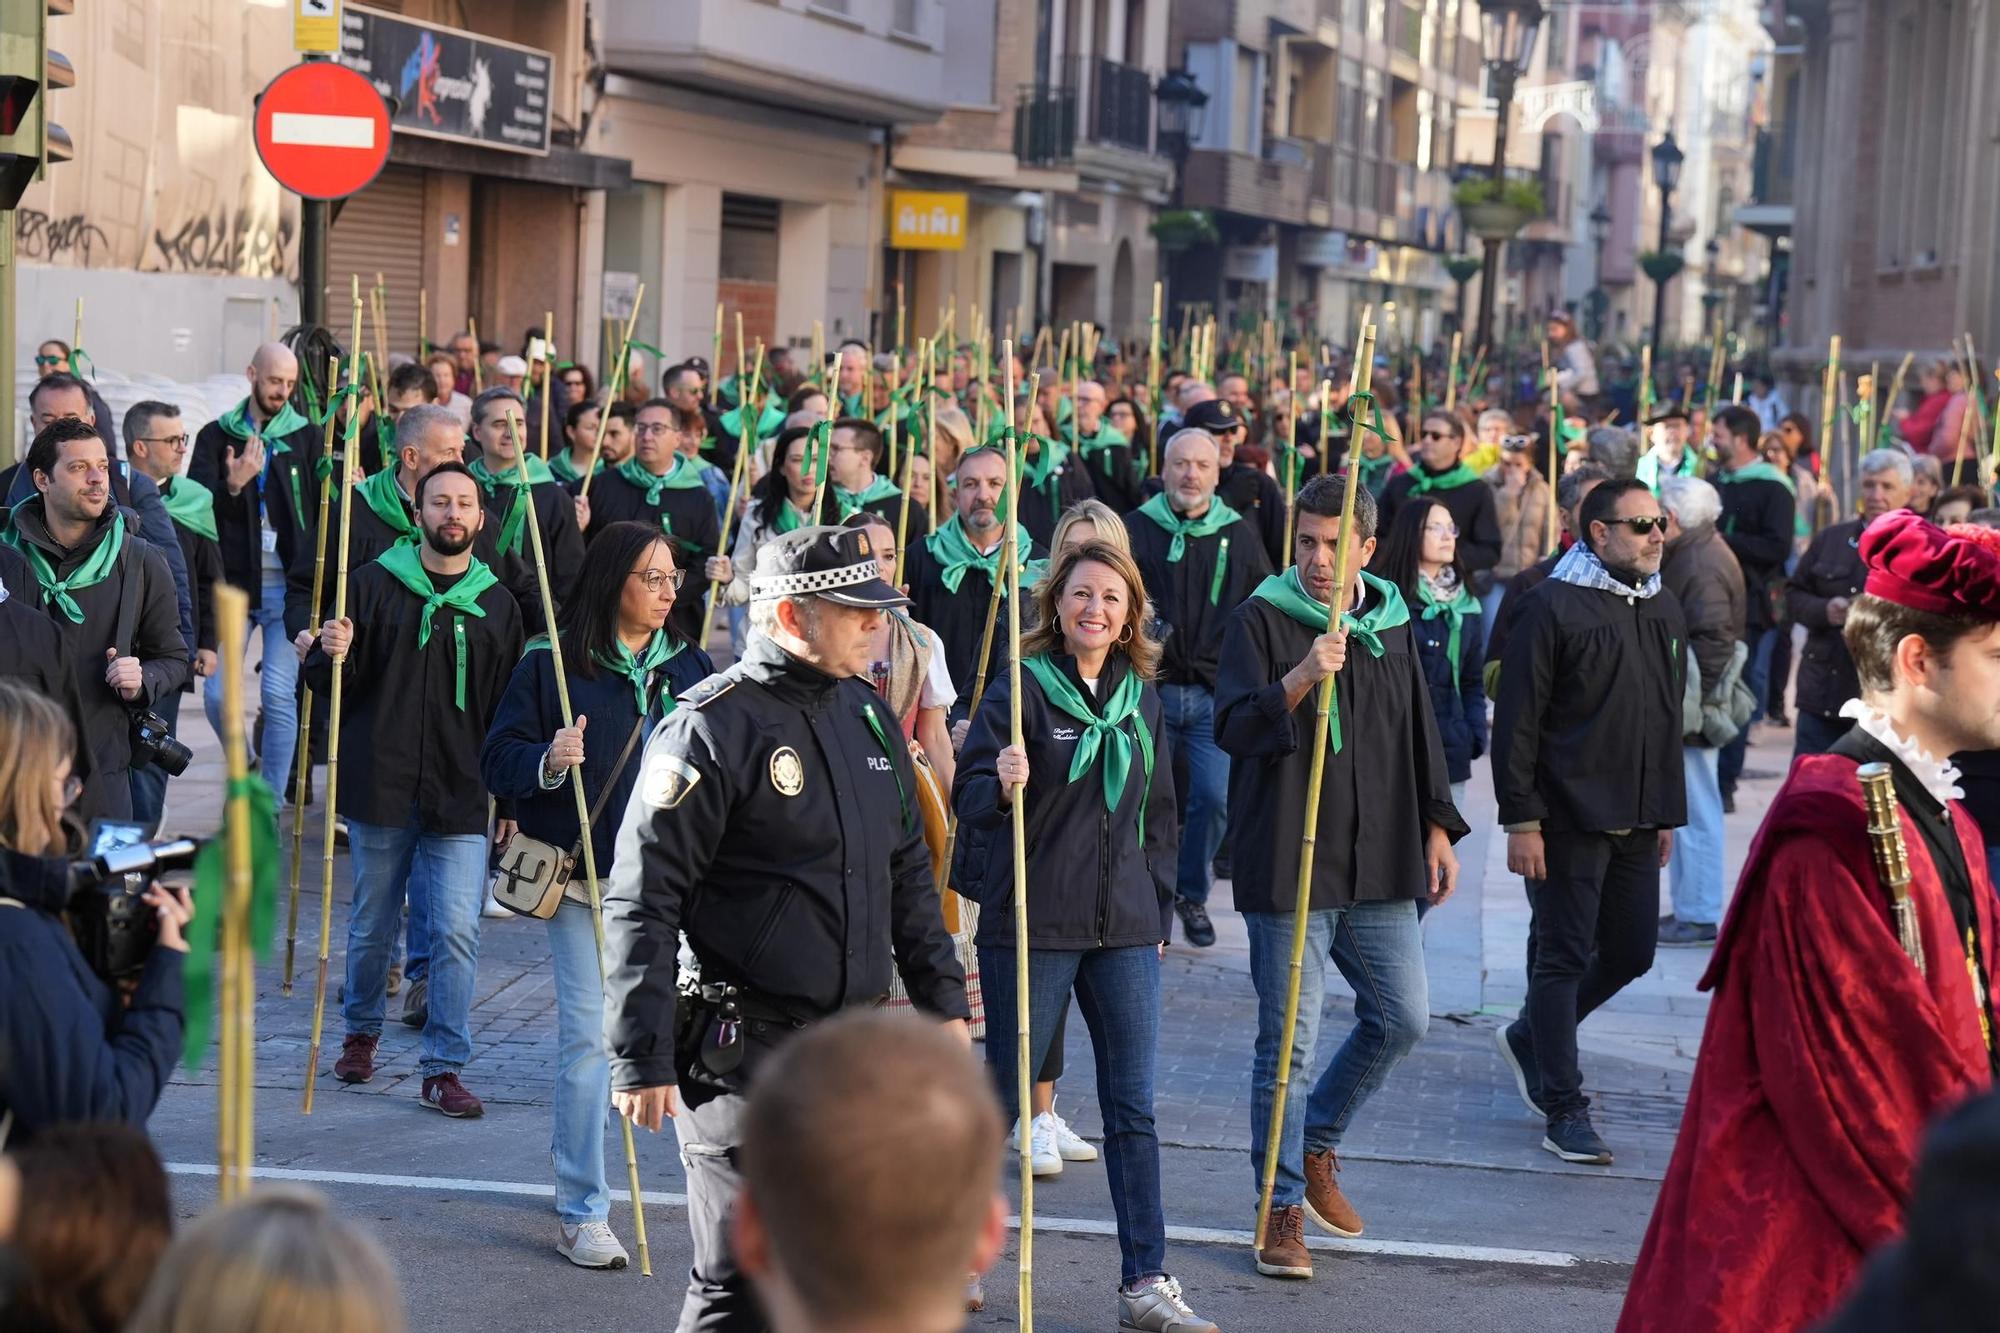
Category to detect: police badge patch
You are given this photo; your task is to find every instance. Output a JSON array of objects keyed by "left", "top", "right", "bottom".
[
  {"left": 769, "top": 746, "right": 805, "bottom": 797},
  {"left": 641, "top": 750, "right": 703, "bottom": 809}
]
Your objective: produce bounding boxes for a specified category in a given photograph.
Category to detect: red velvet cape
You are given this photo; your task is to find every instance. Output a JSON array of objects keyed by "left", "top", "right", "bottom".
[{"left": 1618, "top": 753, "right": 1998, "bottom": 1333}]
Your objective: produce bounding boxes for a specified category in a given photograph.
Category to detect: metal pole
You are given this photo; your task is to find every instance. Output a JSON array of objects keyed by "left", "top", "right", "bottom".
[
  {"left": 1649, "top": 191, "right": 1674, "bottom": 365},
  {"left": 1474, "top": 70, "right": 1515, "bottom": 355},
  {"left": 300, "top": 199, "right": 329, "bottom": 331},
  {"left": 0, "top": 213, "right": 15, "bottom": 469}
]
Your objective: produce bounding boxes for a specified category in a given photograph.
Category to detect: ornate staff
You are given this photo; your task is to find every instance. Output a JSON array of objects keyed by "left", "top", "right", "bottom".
[
  {"left": 1254, "top": 321, "right": 1377, "bottom": 1251},
  {"left": 699, "top": 318, "right": 763, "bottom": 649},
  {"left": 1858, "top": 764, "right": 1925, "bottom": 975},
  {"left": 303, "top": 282, "right": 364, "bottom": 1114},
  {"left": 508, "top": 420, "right": 655, "bottom": 1276},
  {"left": 214, "top": 584, "right": 254, "bottom": 1199},
  {"left": 283, "top": 355, "right": 341, "bottom": 994},
  {"left": 579, "top": 283, "right": 647, "bottom": 502}
]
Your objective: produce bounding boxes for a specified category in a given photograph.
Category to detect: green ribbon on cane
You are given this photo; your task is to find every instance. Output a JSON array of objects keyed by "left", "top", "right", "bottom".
[{"left": 180, "top": 774, "right": 282, "bottom": 1068}]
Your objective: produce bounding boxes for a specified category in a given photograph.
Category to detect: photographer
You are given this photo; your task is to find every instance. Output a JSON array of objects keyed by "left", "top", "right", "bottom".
[{"left": 0, "top": 680, "right": 194, "bottom": 1143}]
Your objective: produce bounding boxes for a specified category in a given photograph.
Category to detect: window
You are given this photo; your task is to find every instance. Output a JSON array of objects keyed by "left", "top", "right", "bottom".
[{"left": 940, "top": 0, "right": 996, "bottom": 104}]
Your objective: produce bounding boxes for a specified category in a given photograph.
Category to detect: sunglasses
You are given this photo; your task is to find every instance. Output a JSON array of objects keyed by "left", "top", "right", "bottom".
[
  {"left": 1604, "top": 516, "right": 1669, "bottom": 535},
  {"left": 33, "top": 354, "right": 65, "bottom": 367}
]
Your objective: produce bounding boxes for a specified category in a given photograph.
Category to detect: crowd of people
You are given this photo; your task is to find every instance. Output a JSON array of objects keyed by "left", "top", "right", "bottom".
[{"left": 2, "top": 307, "right": 1999, "bottom": 1333}]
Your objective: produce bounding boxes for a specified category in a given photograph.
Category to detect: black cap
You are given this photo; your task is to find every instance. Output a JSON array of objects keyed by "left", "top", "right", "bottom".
[
  {"left": 750, "top": 526, "right": 910, "bottom": 610},
  {"left": 1182, "top": 398, "right": 1243, "bottom": 434},
  {"left": 1647, "top": 406, "right": 1690, "bottom": 425}
]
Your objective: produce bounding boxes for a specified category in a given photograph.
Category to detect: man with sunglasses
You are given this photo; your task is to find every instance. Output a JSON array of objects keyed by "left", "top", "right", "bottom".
[
  {"left": 1380, "top": 412, "right": 1503, "bottom": 586},
  {"left": 1491, "top": 478, "right": 1688, "bottom": 1166}
]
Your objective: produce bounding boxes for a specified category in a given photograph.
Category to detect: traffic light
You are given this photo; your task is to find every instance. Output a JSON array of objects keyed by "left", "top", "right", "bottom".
[{"left": 0, "top": 0, "right": 74, "bottom": 210}]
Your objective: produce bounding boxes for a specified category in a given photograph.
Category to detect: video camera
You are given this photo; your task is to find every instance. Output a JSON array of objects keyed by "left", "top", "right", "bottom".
[{"left": 67, "top": 821, "right": 200, "bottom": 983}]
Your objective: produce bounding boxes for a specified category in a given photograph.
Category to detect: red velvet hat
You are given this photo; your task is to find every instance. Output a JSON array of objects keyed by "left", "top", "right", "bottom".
[{"left": 1859, "top": 510, "right": 2000, "bottom": 619}]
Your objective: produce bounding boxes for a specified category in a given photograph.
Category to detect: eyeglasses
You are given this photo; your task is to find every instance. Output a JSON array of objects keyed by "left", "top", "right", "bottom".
[
  {"left": 1420, "top": 429, "right": 1455, "bottom": 441},
  {"left": 633, "top": 421, "right": 674, "bottom": 437},
  {"left": 1423, "top": 522, "right": 1460, "bottom": 538},
  {"left": 138, "top": 434, "right": 191, "bottom": 451},
  {"left": 630, "top": 568, "right": 686, "bottom": 593},
  {"left": 1604, "top": 516, "right": 1669, "bottom": 535}
]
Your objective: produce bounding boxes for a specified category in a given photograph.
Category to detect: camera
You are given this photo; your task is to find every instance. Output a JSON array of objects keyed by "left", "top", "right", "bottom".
[
  {"left": 66, "top": 821, "right": 201, "bottom": 983},
  {"left": 129, "top": 707, "right": 193, "bottom": 776}
]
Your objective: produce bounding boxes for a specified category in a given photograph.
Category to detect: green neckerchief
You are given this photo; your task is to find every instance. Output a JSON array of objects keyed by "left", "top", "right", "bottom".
[
  {"left": 832, "top": 474, "right": 903, "bottom": 521},
  {"left": 770, "top": 496, "right": 809, "bottom": 535},
  {"left": 549, "top": 449, "right": 603, "bottom": 485},
  {"left": 616, "top": 454, "right": 706, "bottom": 506},
  {"left": 594, "top": 630, "right": 684, "bottom": 715},
  {"left": 159, "top": 476, "right": 218, "bottom": 542},
  {"left": 215, "top": 396, "right": 310, "bottom": 443},
  {"left": 356, "top": 467, "right": 418, "bottom": 539},
  {"left": 1021, "top": 654, "right": 1156, "bottom": 838},
  {"left": 3, "top": 510, "right": 125, "bottom": 624},
  {"left": 1251, "top": 567, "right": 1411, "bottom": 753},
  {"left": 1414, "top": 572, "right": 1483, "bottom": 692},
  {"left": 840, "top": 391, "right": 865, "bottom": 417},
  {"left": 1407, "top": 461, "right": 1482, "bottom": 494},
  {"left": 1355, "top": 451, "right": 1397, "bottom": 495},
  {"left": 467, "top": 454, "right": 554, "bottom": 557},
  {"left": 1069, "top": 420, "right": 1129, "bottom": 458},
  {"left": 1136, "top": 492, "right": 1240, "bottom": 561},
  {"left": 924, "top": 514, "right": 1027, "bottom": 594},
  {"left": 375, "top": 543, "right": 500, "bottom": 710},
  {"left": 1718, "top": 459, "right": 1797, "bottom": 494},
  {"left": 720, "top": 395, "right": 786, "bottom": 442},
  {"left": 1019, "top": 435, "right": 1071, "bottom": 503},
  {"left": 1635, "top": 446, "right": 1700, "bottom": 493}
]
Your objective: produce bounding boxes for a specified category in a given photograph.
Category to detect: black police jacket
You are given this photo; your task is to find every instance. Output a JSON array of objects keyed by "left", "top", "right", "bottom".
[{"left": 603, "top": 636, "right": 968, "bottom": 1100}]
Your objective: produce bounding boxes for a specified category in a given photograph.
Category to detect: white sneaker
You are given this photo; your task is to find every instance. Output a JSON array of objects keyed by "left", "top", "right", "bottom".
[
  {"left": 482, "top": 893, "right": 513, "bottom": 919},
  {"left": 1009, "top": 1117, "right": 1063, "bottom": 1178},
  {"left": 1118, "top": 1275, "right": 1219, "bottom": 1332},
  {"left": 1046, "top": 1105, "right": 1098, "bottom": 1162},
  {"left": 557, "top": 1219, "right": 629, "bottom": 1270}
]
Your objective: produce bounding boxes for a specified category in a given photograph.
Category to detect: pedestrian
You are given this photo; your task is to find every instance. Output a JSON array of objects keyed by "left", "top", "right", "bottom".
[
  {"left": 428, "top": 349, "right": 474, "bottom": 426},
  {"left": 2, "top": 1123, "right": 172, "bottom": 1333},
  {"left": 838, "top": 513, "right": 957, "bottom": 787},
  {"left": 1108, "top": 394, "right": 1155, "bottom": 485},
  {"left": 305, "top": 461, "right": 525, "bottom": 1116},
  {"left": 1373, "top": 495, "right": 1488, "bottom": 809},
  {"left": 1656, "top": 476, "right": 1747, "bottom": 948},
  {"left": 559, "top": 363, "right": 595, "bottom": 404},
  {"left": 673, "top": 401, "right": 735, "bottom": 523},
  {"left": 1177, "top": 399, "right": 1286, "bottom": 568},
  {"left": 584, "top": 397, "right": 726, "bottom": 646},
  {"left": 550, "top": 398, "right": 606, "bottom": 492},
  {"left": 1124, "top": 427, "right": 1275, "bottom": 947},
  {"left": 603, "top": 525, "right": 970, "bottom": 1332},
  {"left": 1745, "top": 374, "right": 1789, "bottom": 432},
  {"left": 1215, "top": 474, "right": 1463, "bottom": 1278},
  {"left": 1634, "top": 407, "right": 1700, "bottom": 492},
  {"left": 481, "top": 520, "right": 714, "bottom": 1271},
  {"left": 1, "top": 420, "right": 189, "bottom": 823},
  {"left": 1711, "top": 404, "right": 1796, "bottom": 811},
  {"left": 1618, "top": 511, "right": 2000, "bottom": 1333},
  {"left": 720, "top": 425, "right": 816, "bottom": 654},
  {"left": 465, "top": 387, "right": 587, "bottom": 626},
  {"left": 955, "top": 537, "right": 1222, "bottom": 1333},
  {"left": 0, "top": 547, "right": 93, "bottom": 798},
  {"left": 1071, "top": 379, "right": 1141, "bottom": 511},
  {"left": 1910, "top": 452, "right": 1944, "bottom": 517},
  {"left": 1786, "top": 448, "right": 1914, "bottom": 757},
  {"left": 1933, "top": 484, "right": 1986, "bottom": 528},
  {"left": 1491, "top": 478, "right": 1688, "bottom": 1165},
  {"left": 1378, "top": 412, "right": 1502, "bottom": 586},
  {"left": 1482, "top": 431, "right": 1551, "bottom": 642},
  {"left": 1013, "top": 398, "right": 1096, "bottom": 548},
  {"left": 1547, "top": 311, "right": 1600, "bottom": 412},
  {"left": 906, "top": 446, "right": 1038, "bottom": 724}
]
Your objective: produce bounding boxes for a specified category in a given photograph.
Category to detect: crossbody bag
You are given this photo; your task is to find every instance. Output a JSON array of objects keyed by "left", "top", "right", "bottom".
[{"left": 489, "top": 697, "right": 653, "bottom": 919}]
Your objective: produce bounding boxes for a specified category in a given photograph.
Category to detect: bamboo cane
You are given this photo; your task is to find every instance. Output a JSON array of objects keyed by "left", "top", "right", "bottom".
[
  {"left": 886, "top": 350, "right": 901, "bottom": 485},
  {"left": 1964, "top": 335, "right": 1992, "bottom": 462},
  {"left": 928, "top": 338, "right": 943, "bottom": 535},
  {"left": 1546, "top": 354, "right": 1563, "bottom": 556},
  {"left": 284, "top": 356, "right": 342, "bottom": 994},
  {"left": 1255, "top": 322, "right": 1378, "bottom": 1252},
  {"left": 215, "top": 584, "right": 253, "bottom": 1200},
  {"left": 73, "top": 296, "right": 82, "bottom": 356},
  {"left": 712, "top": 303, "right": 724, "bottom": 400},
  {"left": 1282, "top": 350, "right": 1300, "bottom": 568},
  {"left": 535, "top": 309, "right": 555, "bottom": 458},
  {"left": 419, "top": 287, "right": 430, "bottom": 359},
  {"left": 1731, "top": 371, "right": 1744, "bottom": 405},
  {"left": 1445, "top": 331, "right": 1462, "bottom": 414},
  {"left": 370, "top": 274, "right": 391, "bottom": 395},
  {"left": 1815, "top": 336, "right": 1842, "bottom": 531},
  {"left": 997, "top": 344, "right": 1034, "bottom": 1333},
  {"left": 1148, "top": 281, "right": 1163, "bottom": 476},
  {"left": 1950, "top": 353, "right": 1979, "bottom": 489},
  {"left": 700, "top": 328, "right": 764, "bottom": 650},
  {"left": 896, "top": 279, "right": 906, "bottom": 359},
  {"left": 1408, "top": 356, "right": 1424, "bottom": 455},
  {"left": 469, "top": 316, "right": 484, "bottom": 393},
  {"left": 579, "top": 283, "right": 648, "bottom": 501},
  {"left": 505, "top": 418, "right": 654, "bottom": 1274},
  {"left": 1882, "top": 352, "right": 1916, "bottom": 440},
  {"left": 893, "top": 341, "right": 922, "bottom": 586},
  {"left": 1702, "top": 316, "right": 1725, "bottom": 423},
  {"left": 1638, "top": 344, "right": 1654, "bottom": 433},
  {"left": 303, "top": 284, "right": 364, "bottom": 1115}
]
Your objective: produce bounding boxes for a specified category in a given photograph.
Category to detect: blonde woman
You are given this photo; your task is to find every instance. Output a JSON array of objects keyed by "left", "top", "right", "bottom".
[{"left": 1050, "top": 498, "right": 1133, "bottom": 561}]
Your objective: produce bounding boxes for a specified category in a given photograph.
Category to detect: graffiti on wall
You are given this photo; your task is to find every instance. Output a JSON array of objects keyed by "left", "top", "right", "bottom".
[
  {"left": 151, "top": 206, "right": 294, "bottom": 278},
  {"left": 14, "top": 210, "right": 113, "bottom": 266}
]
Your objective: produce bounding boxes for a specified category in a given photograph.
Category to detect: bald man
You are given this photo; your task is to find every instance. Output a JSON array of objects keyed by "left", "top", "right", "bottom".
[{"left": 190, "top": 341, "right": 324, "bottom": 800}]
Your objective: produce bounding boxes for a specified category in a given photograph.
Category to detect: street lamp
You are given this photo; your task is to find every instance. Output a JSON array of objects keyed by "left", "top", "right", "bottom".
[
  {"left": 1701, "top": 236, "right": 1725, "bottom": 330},
  {"left": 1586, "top": 200, "right": 1612, "bottom": 341},
  {"left": 1473, "top": 0, "right": 1545, "bottom": 353},
  {"left": 1648, "top": 130, "right": 1684, "bottom": 362},
  {"left": 1154, "top": 68, "right": 1209, "bottom": 329}
]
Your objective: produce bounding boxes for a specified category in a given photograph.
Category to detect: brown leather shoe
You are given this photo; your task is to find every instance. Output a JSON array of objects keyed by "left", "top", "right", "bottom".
[
  {"left": 333, "top": 1032, "right": 377, "bottom": 1083},
  {"left": 1255, "top": 1204, "right": 1313, "bottom": 1279},
  {"left": 421, "top": 1072, "right": 485, "bottom": 1118},
  {"left": 1303, "top": 1149, "right": 1363, "bottom": 1237}
]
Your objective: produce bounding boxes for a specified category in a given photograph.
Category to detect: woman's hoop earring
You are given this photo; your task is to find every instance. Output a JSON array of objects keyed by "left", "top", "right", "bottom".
[{"left": 1117, "top": 623, "right": 1136, "bottom": 645}]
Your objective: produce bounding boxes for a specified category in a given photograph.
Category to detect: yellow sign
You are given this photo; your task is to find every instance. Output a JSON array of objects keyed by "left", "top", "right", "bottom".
[
  {"left": 889, "top": 191, "right": 968, "bottom": 251},
  {"left": 295, "top": 0, "right": 343, "bottom": 54}
]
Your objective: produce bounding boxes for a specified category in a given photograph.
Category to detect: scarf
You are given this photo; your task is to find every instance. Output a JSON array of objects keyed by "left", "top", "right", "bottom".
[
  {"left": 1718, "top": 459, "right": 1797, "bottom": 494},
  {"left": 1635, "top": 446, "right": 1700, "bottom": 493},
  {"left": 1407, "top": 461, "right": 1482, "bottom": 494},
  {"left": 467, "top": 454, "right": 554, "bottom": 557},
  {"left": 1415, "top": 567, "right": 1482, "bottom": 690},
  {"left": 1071, "top": 421, "right": 1128, "bottom": 459},
  {"left": 831, "top": 474, "right": 903, "bottom": 521},
  {"left": 924, "top": 514, "right": 1027, "bottom": 594},
  {"left": 375, "top": 542, "right": 500, "bottom": 710},
  {"left": 159, "top": 476, "right": 219, "bottom": 542},
  {"left": 1019, "top": 435, "right": 1071, "bottom": 505},
  {"left": 766, "top": 496, "right": 809, "bottom": 536},
  {"left": 720, "top": 395, "right": 787, "bottom": 443},
  {"left": 594, "top": 631, "right": 684, "bottom": 716},
  {"left": 1022, "top": 654, "right": 1155, "bottom": 836},
  {"left": 2, "top": 511, "right": 125, "bottom": 625},
  {"left": 355, "top": 467, "right": 418, "bottom": 540},
  {"left": 1550, "top": 541, "right": 1662, "bottom": 603},
  {"left": 616, "top": 455, "right": 706, "bottom": 506},
  {"left": 549, "top": 450, "right": 602, "bottom": 486},
  {"left": 1355, "top": 451, "right": 1397, "bottom": 496},
  {"left": 1251, "top": 566, "right": 1411, "bottom": 753},
  {"left": 215, "top": 396, "right": 309, "bottom": 443},
  {"left": 1136, "top": 493, "right": 1240, "bottom": 562}
]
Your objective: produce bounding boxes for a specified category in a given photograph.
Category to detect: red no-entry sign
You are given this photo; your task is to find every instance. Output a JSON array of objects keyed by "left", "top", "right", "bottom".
[{"left": 253, "top": 61, "right": 392, "bottom": 201}]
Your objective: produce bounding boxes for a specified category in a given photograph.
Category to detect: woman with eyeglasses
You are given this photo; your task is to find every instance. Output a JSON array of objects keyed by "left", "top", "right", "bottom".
[
  {"left": 479, "top": 521, "right": 714, "bottom": 1272},
  {"left": 1374, "top": 497, "right": 1487, "bottom": 818}
]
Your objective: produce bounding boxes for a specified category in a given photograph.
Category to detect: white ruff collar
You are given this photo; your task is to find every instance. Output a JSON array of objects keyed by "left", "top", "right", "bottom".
[{"left": 1839, "top": 700, "right": 1965, "bottom": 806}]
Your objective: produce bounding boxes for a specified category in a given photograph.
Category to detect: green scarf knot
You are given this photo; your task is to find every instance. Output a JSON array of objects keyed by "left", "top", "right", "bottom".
[
  {"left": 159, "top": 476, "right": 219, "bottom": 543},
  {"left": 924, "top": 515, "right": 1027, "bottom": 593},
  {"left": 1251, "top": 567, "right": 1410, "bottom": 752},
  {"left": 1070, "top": 421, "right": 1129, "bottom": 459},
  {"left": 376, "top": 543, "right": 500, "bottom": 709},
  {"left": 595, "top": 630, "right": 684, "bottom": 715},
  {"left": 1021, "top": 655, "right": 1155, "bottom": 837},
  {"left": 355, "top": 467, "right": 419, "bottom": 539},
  {"left": 216, "top": 396, "right": 310, "bottom": 443},
  {"left": 617, "top": 454, "right": 706, "bottom": 506},
  {"left": 1136, "top": 492, "right": 1240, "bottom": 561},
  {"left": 180, "top": 773, "right": 280, "bottom": 1068},
  {"left": 832, "top": 474, "right": 903, "bottom": 521},
  {"left": 549, "top": 450, "right": 602, "bottom": 486},
  {"left": 1408, "top": 461, "right": 1482, "bottom": 494},
  {"left": 2, "top": 511, "right": 124, "bottom": 624},
  {"left": 469, "top": 454, "right": 555, "bottom": 556}
]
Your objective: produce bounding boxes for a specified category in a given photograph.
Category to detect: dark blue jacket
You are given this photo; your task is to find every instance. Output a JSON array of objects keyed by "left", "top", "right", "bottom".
[
  {"left": 481, "top": 636, "right": 715, "bottom": 867},
  {"left": 0, "top": 847, "right": 185, "bottom": 1142},
  {"left": 1408, "top": 588, "right": 1489, "bottom": 785}
]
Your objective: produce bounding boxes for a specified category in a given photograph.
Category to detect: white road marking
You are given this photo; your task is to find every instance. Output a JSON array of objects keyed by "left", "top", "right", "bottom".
[
  {"left": 165, "top": 1163, "right": 1581, "bottom": 1268},
  {"left": 270, "top": 112, "right": 377, "bottom": 149}
]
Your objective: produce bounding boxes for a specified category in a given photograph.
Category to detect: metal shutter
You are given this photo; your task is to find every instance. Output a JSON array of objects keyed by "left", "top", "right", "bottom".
[{"left": 327, "top": 166, "right": 430, "bottom": 359}]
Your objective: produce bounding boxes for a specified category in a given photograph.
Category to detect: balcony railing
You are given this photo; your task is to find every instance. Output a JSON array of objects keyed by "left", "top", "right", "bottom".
[
  {"left": 1751, "top": 126, "right": 1795, "bottom": 206},
  {"left": 1087, "top": 56, "right": 1153, "bottom": 153},
  {"left": 1311, "top": 141, "right": 1334, "bottom": 205},
  {"left": 1015, "top": 83, "right": 1077, "bottom": 166},
  {"left": 1392, "top": 2, "right": 1423, "bottom": 61}
]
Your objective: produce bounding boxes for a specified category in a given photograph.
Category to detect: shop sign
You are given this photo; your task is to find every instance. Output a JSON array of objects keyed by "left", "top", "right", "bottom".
[
  {"left": 889, "top": 191, "right": 968, "bottom": 251},
  {"left": 1223, "top": 244, "right": 1277, "bottom": 284},
  {"left": 340, "top": 4, "right": 552, "bottom": 156}
]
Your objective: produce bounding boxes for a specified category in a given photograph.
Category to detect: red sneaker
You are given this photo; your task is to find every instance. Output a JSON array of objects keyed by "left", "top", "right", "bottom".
[
  {"left": 333, "top": 1033, "right": 377, "bottom": 1083},
  {"left": 421, "top": 1072, "right": 485, "bottom": 1118}
]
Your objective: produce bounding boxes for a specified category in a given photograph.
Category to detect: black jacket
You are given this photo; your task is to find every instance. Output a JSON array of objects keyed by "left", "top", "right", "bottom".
[
  {"left": 303, "top": 557, "right": 524, "bottom": 833},
  {"left": 1014, "top": 449, "right": 1095, "bottom": 550},
  {"left": 1786, "top": 516, "right": 1867, "bottom": 721},
  {"left": 472, "top": 470, "right": 586, "bottom": 632},
  {"left": 1216, "top": 592, "right": 1466, "bottom": 910},
  {"left": 188, "top": 413, "right": 322, "bottom": 610},
  {"left": 0, "top": 847, "right": 185, "bottom": 1143},
  {"left": 1716, "top": 471, "right": 1796, "bottom": 633},
  {"left": 584, "top": 468, "right": 723, "bottom": 645},
  {"left": 904, "top": 529, "right": 1045, "bottom": 722},
  {"left": 1490, "top": 572, "right": 1689, "bottom": 833},
  {"left": 1071, "top": 426, "right": 1143, "bottom": 512},
  {"left": 1408, "top": 586, "right": 1489, "bottom": 784},
  {"left": 603, "top": 637, "right": 968, "bottom": 1104},
  {"left": 0, "top": 546, "right": 95, "bottom": 800},
  {"left": 952, "top": 653, "right": 1178, "bottom": 948},
  {"left": 1123, "top": 501, "right": 1274, "bottom": 689},
  {"left": 4, "top": 462, "right": 194, "bottom": 651},
  {"left": 1220, "top": 462, "right": 1288, "bottom": 569},
  {"left": 4, "top": 502, "right": 189, "bottom": 822},
  {"left": 1382, "top": 468, "right": 1503, "bottom": 578}
]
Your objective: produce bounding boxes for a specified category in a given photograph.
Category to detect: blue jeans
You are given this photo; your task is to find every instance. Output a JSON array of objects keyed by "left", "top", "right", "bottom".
[
  {"left": 1717, "top": 627, "right": 1776, "bottom": 793},
  {"left": 1243, "top": 902, "right": 1428, "bottom": 1207},
  {"left": 203, "top": 567, "right": 298, "bottom": 803},
  {"left": 343, "top": 818, "right": 487, "bottom": 1076},
  {"left": 1160, "top": 682, "right": 1228, "bottom": 905},
  {"left": 1668, "top": 746, "right": 1725, "bottom": 925},
  {"left": 128, "top": 689, "right": 182, "bottom": 831},
  {"left": 548, "top": 900, "right": 612, "bottom": 1222},
  {"left": 979, "top": 944, "right": 1165, "bottom": 1286},
  {"left": 1479, "top": 583, "right": 1505, "bottom": 649}
]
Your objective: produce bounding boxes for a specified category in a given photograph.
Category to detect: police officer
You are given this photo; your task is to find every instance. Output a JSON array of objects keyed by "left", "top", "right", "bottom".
[{"left": 604, "top": 525, "right": 970, "bottom": 1333}]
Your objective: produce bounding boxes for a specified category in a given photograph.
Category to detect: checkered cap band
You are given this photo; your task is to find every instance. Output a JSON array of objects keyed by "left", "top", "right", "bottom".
[{"left": 750, "top": 558, "right": 888, "bottom": 601}]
